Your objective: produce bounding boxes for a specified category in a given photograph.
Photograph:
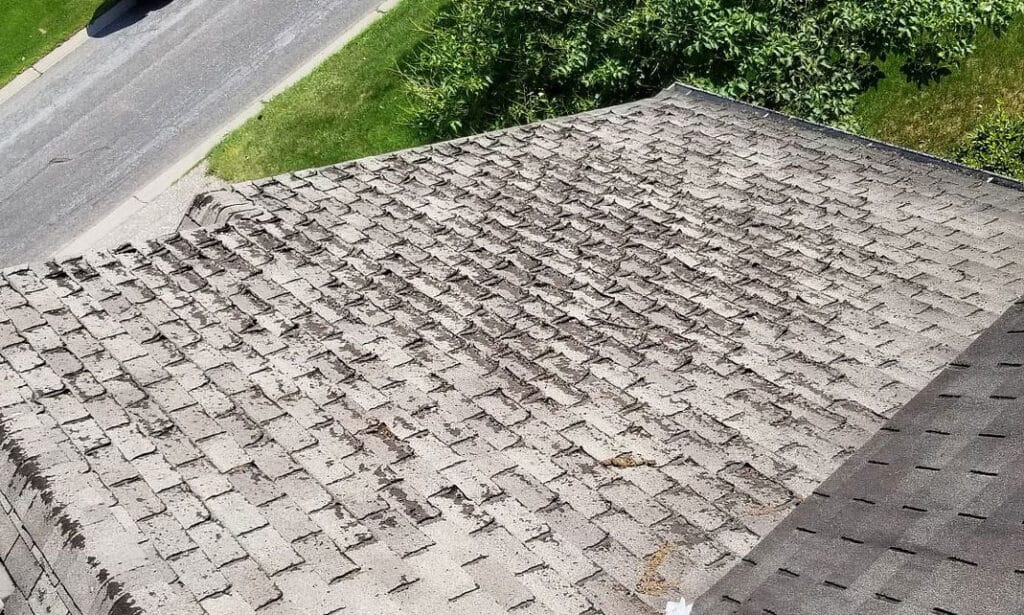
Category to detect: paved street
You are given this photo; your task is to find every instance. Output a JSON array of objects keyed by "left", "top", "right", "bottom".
[{"left": 0, "top": 0, "right": 380, "bottom": 266}]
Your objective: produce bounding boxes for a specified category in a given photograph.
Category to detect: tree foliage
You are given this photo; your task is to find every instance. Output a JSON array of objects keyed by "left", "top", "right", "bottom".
[
  {"left": 407, "top": 0, "right": 1020, "bottom": 138},
  {"left": 955, "top": 106, "right": 1024, "bottom": 178}
]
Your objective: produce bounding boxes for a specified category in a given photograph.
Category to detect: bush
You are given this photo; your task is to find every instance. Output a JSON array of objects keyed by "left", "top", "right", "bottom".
[
  {"left": 406, "top": 0, "right": 1020, "bottom": 139},
  {"left": 955, "top": 106, "right": 1024, "bottom": 178}
]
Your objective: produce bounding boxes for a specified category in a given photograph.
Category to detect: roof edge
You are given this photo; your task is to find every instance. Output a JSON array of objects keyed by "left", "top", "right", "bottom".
[
  {"left": 185, "top": 81, "right": 1024, "bottom": 232},
  {"left": 177, "top": 94, "right": 679, "bottom": 232},
  {"left": 0, "top": 401, "right": 194, "bottom": 615},
  {"left": 660, "top": 82, "right": 1024, "bottom": 193}
]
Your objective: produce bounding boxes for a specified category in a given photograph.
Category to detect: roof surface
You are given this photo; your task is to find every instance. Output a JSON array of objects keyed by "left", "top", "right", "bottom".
[
  {"left": 696, "top": 297, "right": 1024, "bottom": 614},
  {"left": 2, "top": 84, "right": 1024, "bottom": 615}
]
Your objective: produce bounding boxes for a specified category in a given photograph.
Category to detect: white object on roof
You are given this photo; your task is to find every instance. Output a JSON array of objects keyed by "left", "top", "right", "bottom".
[
  {"left": 0, "top": 563, "right": 14, "bottom": 609},
  {"left": 666, "top": 597, "right": 694, "bottom": 615}
]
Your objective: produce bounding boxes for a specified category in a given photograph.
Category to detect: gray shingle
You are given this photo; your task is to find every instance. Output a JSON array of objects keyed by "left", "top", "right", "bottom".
[
  {"left": 2, "top": 84, "right": 1024, "bottom": 615},
  {"left": 695, "top": 299, "right": 1024, "bottom": 614}
]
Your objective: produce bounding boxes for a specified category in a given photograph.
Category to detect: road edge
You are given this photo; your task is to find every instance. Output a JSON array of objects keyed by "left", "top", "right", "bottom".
[
  {"left": 0, "top": 0, "right": 138, "bottom": 106},
  {"left": 54, "top": 0, "right": 401, "bottom": 260}
]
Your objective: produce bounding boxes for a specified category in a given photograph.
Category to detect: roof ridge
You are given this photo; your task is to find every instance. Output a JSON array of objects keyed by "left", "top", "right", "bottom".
[
  {"left": 182, "top": 83, "right": 1024, "bottom": 234},
  {"left": 178, "top": 94, "right": 675, "bottom": 231}
]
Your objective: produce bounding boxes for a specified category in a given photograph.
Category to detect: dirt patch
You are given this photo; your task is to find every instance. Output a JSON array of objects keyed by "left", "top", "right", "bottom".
[
  {"left": 636, "top": 544, "right": 678, "bottom": 596},
  {"left": 749, "top": 497, "right": 800, "bottom": 517},
  {"left": 601, "top": 452, "right": 656, "bottom": 468}
]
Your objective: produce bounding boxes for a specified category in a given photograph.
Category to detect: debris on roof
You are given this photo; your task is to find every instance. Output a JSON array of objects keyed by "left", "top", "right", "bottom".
[{"left": 2, "top": 84, "right": 1024, "bottom": 614}]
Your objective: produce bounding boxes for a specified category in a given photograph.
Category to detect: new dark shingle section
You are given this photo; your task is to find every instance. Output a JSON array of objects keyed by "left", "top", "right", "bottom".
[
  {"left": 1, "top": 84, "right": 1024, "bottom": 614},
  {"left": 696, "top": 298, "right": 1024, "bottom": 615}
]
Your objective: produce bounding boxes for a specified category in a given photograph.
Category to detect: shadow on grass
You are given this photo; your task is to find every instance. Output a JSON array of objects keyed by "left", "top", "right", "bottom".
[{"left": 87, "top": 0, "right": 175, "bottom": 38}]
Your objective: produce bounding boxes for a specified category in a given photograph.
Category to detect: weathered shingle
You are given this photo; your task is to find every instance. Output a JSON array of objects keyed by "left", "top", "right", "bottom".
[
  {"left": 2, "top": 84, "right": 1024, "bottom": 615},
  {"left": 696, "top": 298, "right": 1024, "bottom": 615}
]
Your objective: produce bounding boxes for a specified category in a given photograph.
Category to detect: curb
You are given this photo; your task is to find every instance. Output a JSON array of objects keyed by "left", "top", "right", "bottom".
[
  {"left": 55, "top": 0, "right": 401, "bottom": 259},
  {"left": 0, "top": 0, "right": 138, "bottom": 106}
]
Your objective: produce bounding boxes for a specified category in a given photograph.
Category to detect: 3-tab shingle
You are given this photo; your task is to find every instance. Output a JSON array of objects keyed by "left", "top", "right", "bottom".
[
  {"left": 2, "top": 83, "right": 1024, "bottom": 614},
  {"left": 696, "top": 299, "right": 1024, "bottom": 615}
]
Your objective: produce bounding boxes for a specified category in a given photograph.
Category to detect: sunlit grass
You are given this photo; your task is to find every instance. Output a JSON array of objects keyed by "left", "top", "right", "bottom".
[
  {"left": 0, "top": 0, "right": 115, "bottom": 86},
  {"left": 854, "top": 18, "right": 1024, "bottom": 158},
  {"left": 208, "top": 0, "right": 447, "bottom": 181}
]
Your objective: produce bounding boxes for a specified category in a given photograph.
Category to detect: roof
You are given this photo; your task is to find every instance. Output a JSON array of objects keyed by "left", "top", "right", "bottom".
[
  {"left": 2, "top": 83, "right": 1024, "bottom": 615},
  {"left": 696, "top": 297, "right": 1024, "bottom": 615}
]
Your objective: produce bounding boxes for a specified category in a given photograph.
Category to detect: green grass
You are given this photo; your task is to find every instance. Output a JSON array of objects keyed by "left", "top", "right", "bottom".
[
  {"left": 854, "top": 18, "right": 1024, "bottom": 158},
  {"left": 208, "top": 0, "right": 447, "bottom": 182},
  {"left": 0, "top": 0, "right": 115, "bottom": 87},
  {"left": 211, "top": 2, "right": 1023, "bottom": 180}
]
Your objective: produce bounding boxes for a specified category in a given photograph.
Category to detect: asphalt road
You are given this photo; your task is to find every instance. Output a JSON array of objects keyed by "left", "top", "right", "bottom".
[{"left": 0, "top": 0, "right": 380, "bottom": 266}]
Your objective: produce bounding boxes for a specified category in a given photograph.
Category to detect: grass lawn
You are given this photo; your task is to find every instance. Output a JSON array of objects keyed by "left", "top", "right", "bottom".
[
  {"left": 210, "top": 2, "right": 1023, "bottom": 181},
  {"left": 0, "top": 0, "right": 115, "bottom": 87},
  {"left": 854, "top": 17, "right": 1024, "bottom": 158},
  {"left": 208, "top": 0, "right": 447, "bottom": 182}
]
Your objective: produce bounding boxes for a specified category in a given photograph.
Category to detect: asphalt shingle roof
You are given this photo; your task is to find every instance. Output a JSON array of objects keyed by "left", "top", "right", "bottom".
[
  {"left": 2, "top": 84, "right": 1024, "bottom": 615},
  {"left": 696, "top": 298, "right": 1024, "bottom": 615}
]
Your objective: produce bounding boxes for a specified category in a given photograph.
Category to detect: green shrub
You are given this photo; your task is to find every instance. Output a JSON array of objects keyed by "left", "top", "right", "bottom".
[
  {"left": 955, "top": 106, "right": 1024, "bottom": 178},
  {"left": 406, "top": 0, "right": 1020, "bottom": 139}
]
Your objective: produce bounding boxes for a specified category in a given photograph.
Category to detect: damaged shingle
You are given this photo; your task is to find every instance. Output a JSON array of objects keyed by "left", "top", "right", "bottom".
[{"left": 0, "top": 84, "right": 1023, "bottom": 615}]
